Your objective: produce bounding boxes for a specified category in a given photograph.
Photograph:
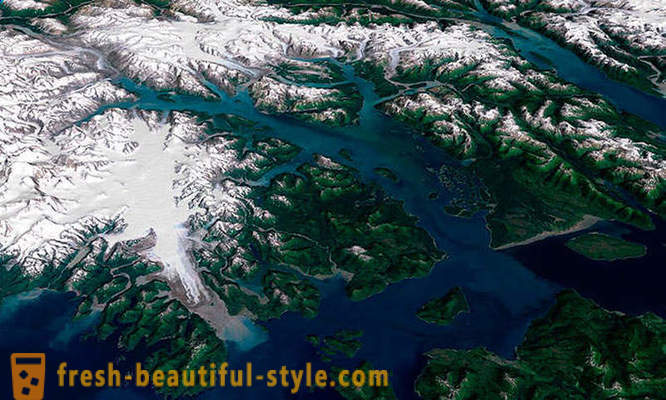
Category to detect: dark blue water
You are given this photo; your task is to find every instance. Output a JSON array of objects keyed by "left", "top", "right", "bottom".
[
  {"left": 506, "top": 217, "right": 666, "bottom": 318},
  {"left": 1, "top": 11, "right": 665, "bottom": 400}
]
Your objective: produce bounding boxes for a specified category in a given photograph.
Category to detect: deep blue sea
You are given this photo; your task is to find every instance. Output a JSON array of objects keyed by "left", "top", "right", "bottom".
[{"left": 1, "top": 6, "right": 665, "bottom": 400}]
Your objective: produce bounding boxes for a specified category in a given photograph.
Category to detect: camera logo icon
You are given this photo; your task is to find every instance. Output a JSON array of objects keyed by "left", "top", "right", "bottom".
[{"left": 10, "top": 353, "right": 45, "bottom": 400}]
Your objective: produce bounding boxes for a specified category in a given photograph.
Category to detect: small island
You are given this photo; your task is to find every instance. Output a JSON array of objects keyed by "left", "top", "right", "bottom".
[
  {"left": 323, "top": 330, "right": 364, "bottom": 358},
  {"left": 338, "top": 148, "right": 353, "bottom": 161},
  {"left": 308, "top": 329, "right": 363, "bottom": 361},
  {"left": 374, "top": 167, "right": 399, "bottom": 182},
  {"left": 566, "top": 232, "right": 647, "bottom": 261},
  {"left": 417, "top": 287, "right": 470, "bottom": 326}
]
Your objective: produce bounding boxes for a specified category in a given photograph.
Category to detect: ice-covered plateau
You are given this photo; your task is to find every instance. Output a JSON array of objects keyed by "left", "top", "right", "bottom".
[
  {"left": 0, "top": 28, "right": 134, "bottom": 272},
  {"left": 0, "top": 27, "right": 269, "bottom": 305},
  {"left": 0, "top": 97, "right": 260, "bottom": 304}
]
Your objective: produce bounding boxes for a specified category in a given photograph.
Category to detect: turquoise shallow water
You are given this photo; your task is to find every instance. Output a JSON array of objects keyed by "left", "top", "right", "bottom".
[{"left": 1, "top": 12, "right": 665, "bottom": 400}]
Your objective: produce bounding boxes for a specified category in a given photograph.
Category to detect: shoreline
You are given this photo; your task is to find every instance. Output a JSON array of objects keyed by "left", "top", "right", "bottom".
[{"left": 493, "top": 215, "right": 601, "bottom": 250}]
